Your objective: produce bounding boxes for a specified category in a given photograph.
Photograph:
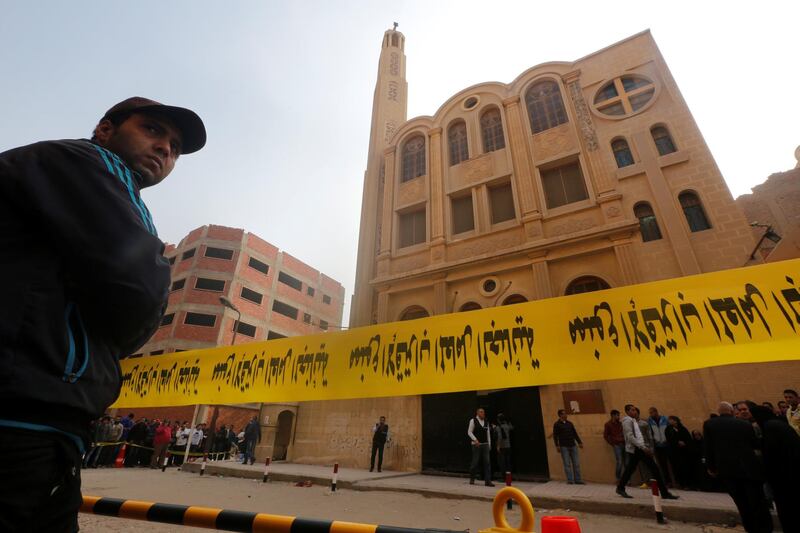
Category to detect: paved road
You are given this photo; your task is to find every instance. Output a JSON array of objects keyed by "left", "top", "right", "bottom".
[{"left": 79, "top": 469, "right": 736, "bottom": 532}]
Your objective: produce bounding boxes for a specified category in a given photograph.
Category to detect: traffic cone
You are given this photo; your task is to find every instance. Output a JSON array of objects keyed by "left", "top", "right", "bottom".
[
  {"left": 114, "top": 444, "right": 127, "bottom": 468},
  {"left": 541, "top": 516, "right": 581, "bottom": 533}
]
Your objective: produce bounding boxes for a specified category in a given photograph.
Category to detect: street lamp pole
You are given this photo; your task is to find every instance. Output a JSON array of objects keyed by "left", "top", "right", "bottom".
[{"left": 219, "top": 296, "right": 242, "bottom": 346}]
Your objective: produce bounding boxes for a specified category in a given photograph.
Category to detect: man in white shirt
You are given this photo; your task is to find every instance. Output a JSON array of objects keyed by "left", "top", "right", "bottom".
[
  {"left": 189, "top": 426, "right": 204, "bottom": 455},
  {"left": 467, "top": 408, "right": 495, "bottom": 487},
  {"left": 173, "top": 424, "right": 189, "bottom": 466},
  {"left": 616, "top": 404, "right": 678, "bottom": 500}
]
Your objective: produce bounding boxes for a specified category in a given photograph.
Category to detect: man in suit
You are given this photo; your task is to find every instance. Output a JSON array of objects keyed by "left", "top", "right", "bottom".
[
  {"left": 370, "top": 416, "right": 389, "bottom": 472},
  {"left": 704, "top": 402, "right": 773, "bottom": 533}
]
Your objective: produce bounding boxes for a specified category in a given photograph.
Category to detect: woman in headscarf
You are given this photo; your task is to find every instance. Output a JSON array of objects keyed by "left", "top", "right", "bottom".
[{"left": 665, "top": 415, "right": 694, "bottom": 489}]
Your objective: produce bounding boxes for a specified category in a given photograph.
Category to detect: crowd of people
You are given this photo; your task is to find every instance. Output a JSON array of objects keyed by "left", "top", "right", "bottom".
[
  {"left": 82, "top": 414, "right": 261, "bottom": 469},
  {"left": 593, "top": 388, "right": 799, "bottom": 532}
]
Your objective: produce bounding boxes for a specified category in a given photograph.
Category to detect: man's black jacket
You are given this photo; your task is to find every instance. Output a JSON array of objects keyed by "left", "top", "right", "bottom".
[
  {"left": 703, "top": 414, "right": 763, "bottom": 481},
  {"left": 0, "top": 139, "right": 170, "bottom": 448}
]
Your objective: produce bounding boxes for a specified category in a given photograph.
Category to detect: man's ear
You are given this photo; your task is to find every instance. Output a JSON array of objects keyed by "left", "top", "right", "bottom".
[{"left": 93, "top": 119, "right": 115, "bottom": 144}]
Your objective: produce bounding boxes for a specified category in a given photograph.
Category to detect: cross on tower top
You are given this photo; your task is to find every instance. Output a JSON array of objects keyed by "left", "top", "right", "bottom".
[{"left": 393, "top": 22, "right": 398, "bottom": 31}]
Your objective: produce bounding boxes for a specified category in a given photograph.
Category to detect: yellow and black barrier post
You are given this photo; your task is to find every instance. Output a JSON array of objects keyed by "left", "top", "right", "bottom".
[
  {"left": 81, "top": 488, "right": 582, "bottom": 533},
  {"left": 81, "top": 495, "right": 468, "bottom": 532}
]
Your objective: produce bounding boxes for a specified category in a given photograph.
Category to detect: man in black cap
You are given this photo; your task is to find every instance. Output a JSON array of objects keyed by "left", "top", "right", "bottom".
[{"left": 0, "top": 97, "right": 206, "bottom": 532}]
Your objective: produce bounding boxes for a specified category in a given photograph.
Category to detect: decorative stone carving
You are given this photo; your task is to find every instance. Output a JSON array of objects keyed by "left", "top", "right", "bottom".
[
  {"left": 384, "top": 120, "right": 397, "bottom": 142},
  {"left": 391, "top": 252, "right": 429, "bottom": 273},
  {"left": 389, "top": 52, "right": 399, "bottom": 76},
  {"left": 461, "top": 154, "right": 493, "bottom": 184},
  {"left": 387, "top": 81, "right": 399, "bottom": 102},
  {"left": 567, "top": 81, "right": 599, "bottom": 152},
  {"left": 605, "top": 206, "right": 621, "bottom": 218},
  {"left": 447, "top": 231, "right": 525, "bottom": 262},
  {"left": 397, "top": 177, "right": 426, "bottom": 207},
  {"left": 531, "top": 124, "right": 575, "bottom": 159},
  {"left": 549, "top": 218, "right": 595, "bottom": 236}
]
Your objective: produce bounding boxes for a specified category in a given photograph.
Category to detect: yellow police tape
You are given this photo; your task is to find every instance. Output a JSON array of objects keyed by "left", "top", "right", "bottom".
[
  {"left": 113, "top": 259, "right": 800, "bottom": 408},
  {"left": 88, "top": 441, "right": 224, "bottom": 458}
]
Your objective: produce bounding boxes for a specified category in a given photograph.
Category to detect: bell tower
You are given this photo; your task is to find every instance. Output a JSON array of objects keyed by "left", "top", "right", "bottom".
[{"left": 350, "top": 26, "right": 408, "bottom": 327}]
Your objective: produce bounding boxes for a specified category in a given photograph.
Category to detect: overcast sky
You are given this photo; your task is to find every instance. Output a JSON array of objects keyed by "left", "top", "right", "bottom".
[{"left": 2, "top": 1, "right": 798, "bottom": 321}]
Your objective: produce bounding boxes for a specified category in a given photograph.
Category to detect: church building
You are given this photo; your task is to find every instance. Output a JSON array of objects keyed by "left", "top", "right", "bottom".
[{"left": 287, "top": 28, "right": 796, "bottom": 483}]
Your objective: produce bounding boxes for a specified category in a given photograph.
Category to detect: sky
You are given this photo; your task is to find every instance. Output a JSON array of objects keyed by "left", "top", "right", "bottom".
[{"left": 2, "top": 1, "right": 798, "bottom": 321}]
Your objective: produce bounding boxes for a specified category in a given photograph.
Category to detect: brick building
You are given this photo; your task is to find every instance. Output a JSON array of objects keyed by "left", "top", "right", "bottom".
[
  {"left": 125, "top": 224, "right": 345, "bottom": 454},
  {"left": 285, "top": 28, "right": 800, "bottom": 482}
]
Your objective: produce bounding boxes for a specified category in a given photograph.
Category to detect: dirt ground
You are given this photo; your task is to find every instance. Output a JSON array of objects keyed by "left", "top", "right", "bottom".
[{"left": 79, "top": 469, "right": 734, "bottom": 533}]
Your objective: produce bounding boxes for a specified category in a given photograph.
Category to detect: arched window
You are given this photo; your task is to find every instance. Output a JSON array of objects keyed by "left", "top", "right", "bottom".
[
  {"left": 459, "top": 302, "right": 482, "bottom": 312},
  {"left": 502, "top": 294, "right": 528, "bottom": 306},
  {"left": 399, "top": 305, "right": 430, "bottom": 321},
  {"left": 480, "top": 108, "right": 505, "bottom": 153},
  {"left": 448, "top": 121, "right": 469, "bottom": 166},
  {"left": 565, "top": 276, "right": 610, "bottom": 296},
  {"left": 611, "top": 138, "right": 634, "bottom": 168},
  {"left": 525, "top": 80, "right": 568, "bottom": 134},
  {"left": 401, "top": 135, "right": 426, "bottom": 182},
  {"left": 651, "top": 126, "right": 677, "bottom": 156},
  {"left": 679, "top": 191, "right": 711, "bottom": 232},
  {"left": 634, "top": 202, "right": 663, "bottom": 242}
]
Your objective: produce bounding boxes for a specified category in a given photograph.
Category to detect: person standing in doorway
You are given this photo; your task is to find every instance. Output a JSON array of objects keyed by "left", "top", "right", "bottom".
[
  {"left": 242, "top": 416, "right": 261, "bottom": 465},
  {"left": 467, "top": 408, "right": 494, "bottom": 486},
  {"left": 603, "top": 409, "right": 625, "bottom": 481},
  {"left": 370, "top": 416, "right": 389, "bottom": 472},
  {"left": 553, "top": 409, "right": 584, "bottom": 485},
  {"left": 494, "top": 413, "right": 514, "bottom": 476}
]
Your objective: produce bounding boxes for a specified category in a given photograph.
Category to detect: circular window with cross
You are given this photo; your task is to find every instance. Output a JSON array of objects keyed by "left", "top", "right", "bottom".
[{"left": 593, "top": 75, "right": 657, "bottom": 119}]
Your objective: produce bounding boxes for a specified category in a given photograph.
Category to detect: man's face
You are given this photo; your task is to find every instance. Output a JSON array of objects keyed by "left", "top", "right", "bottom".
[
  {"left": 632, "top": 408, "right": 640, "bottom": 420},
  {"left": 611, "top": 412, "right": 619, "bottom": 421},
  {"left": 379, "top": 417, "right": 386, "bottom": 424},
  {"left": 95, "top": 113, "right": 182, "bottom": 187},
  {"left": 649, "top": 408, "right": 658, "bottom": 419},
  {"left": 558, "top": 411, "right": 568, "bottom": 421},
  {"left": 736, "top": 403, "right": 752, "bottom": 420},
  {"left": 785, "top": 392, "right": 799, "bottom": 408},
  {"left": 477, "top": 409, "right": 485, "bottom": 420},
  {"left": 778, "top": 401, "right": 788, "bottom": 414}
]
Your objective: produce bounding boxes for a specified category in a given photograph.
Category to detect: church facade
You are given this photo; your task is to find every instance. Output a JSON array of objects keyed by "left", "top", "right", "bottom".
[{"left": 287, "top": 28, "right": 797, "bottom": 483}]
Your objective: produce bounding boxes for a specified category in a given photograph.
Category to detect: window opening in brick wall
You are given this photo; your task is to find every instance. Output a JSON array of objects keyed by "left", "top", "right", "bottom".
[
  {"left": 234, "top": 321, "right": 257, "bottom": 337},
  {"left": 184, "top": 312, "right": 216, "bottom": 327},
  {"left": 278, "top": 271, "right": 303, "bottom": 291},
  {"left": 204, "top": 247, "right": 234, "bottom": 260},
  {"left": 181, "top": 248, "right": 196, "bottom": 260},
  {"left": 195, "top": 278, "right": 225, "bottom": 292},
  {"left": 160, "top": 313, "right": 175, "bottom": 326},
  {"left": 272, "top": 300, "right": 299, "bottom": 320},
  {"left": 248, "top": 257, "right": 269, "bottom": 275},
  {"left": 171, "top": 279, "right": 186, "bottom": 291},
  {"left": 240, "top": 286, "right": 263, "bottom": 305},
  {"left": 267, "top": 331, "right": 287, "bottom": 340},
  {"left": 322, "top": 294, "right": 332, "bottom": 305}
]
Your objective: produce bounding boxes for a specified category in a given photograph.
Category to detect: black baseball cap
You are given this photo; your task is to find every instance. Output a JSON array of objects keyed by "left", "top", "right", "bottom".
[{"left": 101, "top": 96, "right": 206, "bottom": 154}]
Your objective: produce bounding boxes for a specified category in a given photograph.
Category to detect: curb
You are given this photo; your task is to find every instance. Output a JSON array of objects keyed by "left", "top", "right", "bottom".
[{"left": 179, "top": 463, "right": 740, "bottom": 526}]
